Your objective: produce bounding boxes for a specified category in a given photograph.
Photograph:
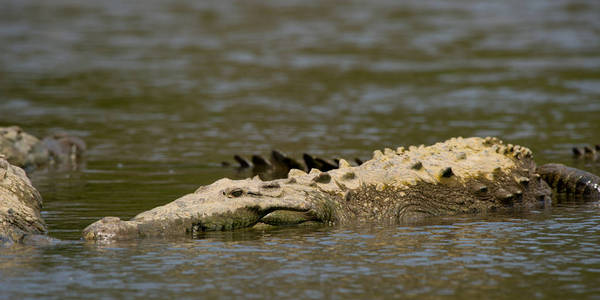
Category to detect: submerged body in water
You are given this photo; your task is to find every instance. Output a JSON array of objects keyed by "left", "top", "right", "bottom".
[{"left": 83, "top": 137, "right": 600, "bottom": 242}]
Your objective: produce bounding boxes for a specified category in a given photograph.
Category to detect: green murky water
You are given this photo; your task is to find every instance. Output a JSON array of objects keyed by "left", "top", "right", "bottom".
[{"left": 1, "top": 0, "right": 600, "bottom": 298}]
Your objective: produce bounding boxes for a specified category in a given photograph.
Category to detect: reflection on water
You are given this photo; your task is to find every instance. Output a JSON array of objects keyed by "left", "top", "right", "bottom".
[{"left": 1, "top": 0, "right": 600, "bottom": 298}]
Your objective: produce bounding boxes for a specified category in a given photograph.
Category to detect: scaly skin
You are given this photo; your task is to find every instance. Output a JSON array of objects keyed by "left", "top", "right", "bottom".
[
  {"left": 537, "top": 163, "right": 600, "bottom": 199},
  {"left": 0, "top": 157, "right": 47, "bottom": 245},
  {"left": 83, "top": 136, "right": 559, "bottom": 241}
]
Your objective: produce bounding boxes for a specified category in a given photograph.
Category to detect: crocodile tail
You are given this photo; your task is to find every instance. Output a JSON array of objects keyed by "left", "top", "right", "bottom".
[{"left": 537, "top": 163, "right": 600, "bottom": 200}]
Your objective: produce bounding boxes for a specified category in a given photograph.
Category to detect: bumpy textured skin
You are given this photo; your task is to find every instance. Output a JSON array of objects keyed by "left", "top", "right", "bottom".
[
  {"left": 0, "top": 126, "right": 85, "bottom": 169},
  {"left": 0, "top": 157, "right": 47, "bottom": 246},
  {"left": 537, "top": 163, "right": 600, "bottom": 199},
  {"left": 83, "top": 137, "right": 555, "bottom": 241}
]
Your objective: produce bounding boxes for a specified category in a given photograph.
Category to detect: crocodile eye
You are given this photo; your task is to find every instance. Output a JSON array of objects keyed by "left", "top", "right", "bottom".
[{"left": 228, "top": 188, "right": 244, "bottom": 198}]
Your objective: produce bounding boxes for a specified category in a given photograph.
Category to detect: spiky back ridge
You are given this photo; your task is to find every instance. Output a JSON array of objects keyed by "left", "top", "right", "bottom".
[
  {"left": 83, "top": 136, "right": 555, "bottom": 241},
  {"left": 285, "top": 137, "right": 551, "bottom": 223}
]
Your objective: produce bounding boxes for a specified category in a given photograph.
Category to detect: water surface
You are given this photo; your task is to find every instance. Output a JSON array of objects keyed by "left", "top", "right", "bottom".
[{"left": 1, "top": 0, "right": 599, "bottom": 298}]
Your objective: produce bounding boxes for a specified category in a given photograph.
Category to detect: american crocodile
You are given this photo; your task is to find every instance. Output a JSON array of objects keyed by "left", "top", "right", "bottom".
[
  {"left": 83, "top": 136, "right": 600, "bottom": 241},
  {"left": 0, "top": 126, "right": 86, "bottom": 171}
]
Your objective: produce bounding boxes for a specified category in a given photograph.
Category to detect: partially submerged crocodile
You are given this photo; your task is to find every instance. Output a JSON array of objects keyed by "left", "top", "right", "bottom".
[
  {"left": 83, "top": 136, "right": 600, "bottom": 241},
  {"left": 0, "top": 126, "right": 86, "bottom": 171}
]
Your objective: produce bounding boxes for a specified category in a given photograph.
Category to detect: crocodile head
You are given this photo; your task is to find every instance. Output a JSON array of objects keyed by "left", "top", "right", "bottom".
[
  {"left": 82, "top": 176, "right": 326, "bottom": 241},
  {"left": 83, "top": 136, "right": 561, "bottom": 242}
]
